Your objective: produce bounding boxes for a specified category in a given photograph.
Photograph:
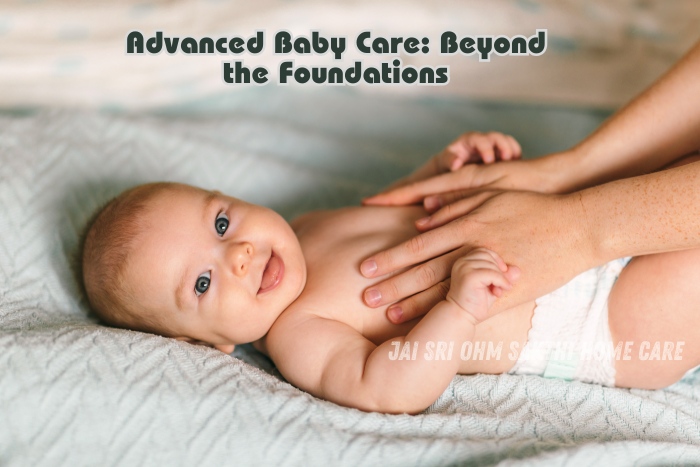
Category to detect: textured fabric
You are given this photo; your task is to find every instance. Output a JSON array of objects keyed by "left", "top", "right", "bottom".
[
  {"left": 510, "top": 257, "right": 632, "bottom": 387},
  {"left": 2, "top": 103, "right": 700, "bottom": 466}
]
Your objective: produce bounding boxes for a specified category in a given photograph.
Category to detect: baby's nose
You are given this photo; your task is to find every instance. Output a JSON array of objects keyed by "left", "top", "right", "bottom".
[{"left": 228, "top": 242, "right": 254, "bottom": 277}]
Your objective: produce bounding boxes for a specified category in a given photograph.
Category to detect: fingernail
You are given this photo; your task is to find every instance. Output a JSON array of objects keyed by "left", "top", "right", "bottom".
[
  {"left": 361, "top": 260, "right": 377, "bottom": 277},
  {"left": 415, "top": 217, "right": 430, "bottom": 228},
  {"left": 424, "top": 196, "right": 441, "bottom": 211},
  {"left": 388, "top": 305, "right": 403, "bottom": 322},
  {"left": 365, "top": 289, "right": 382, "bottom": 306}
]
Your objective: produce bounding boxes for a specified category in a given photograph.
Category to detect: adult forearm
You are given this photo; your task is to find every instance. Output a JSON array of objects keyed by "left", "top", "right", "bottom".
[
  {"left": 548, "top": 40, "right": 700, "bottom": 192},
  {"left": 580, "top": 161, "right": 700, "bottom": 262}
]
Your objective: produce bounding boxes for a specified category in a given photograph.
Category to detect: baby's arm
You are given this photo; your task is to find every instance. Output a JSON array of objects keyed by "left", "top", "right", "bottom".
[{"left": 268, "top": 249, "right": 518, "bottom": 414}]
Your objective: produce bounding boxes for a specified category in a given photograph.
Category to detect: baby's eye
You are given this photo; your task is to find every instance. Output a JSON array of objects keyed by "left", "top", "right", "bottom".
[
  {"left": 195, "top": 271, "right": 211, "bottom": 296},
  {"left": 215, "top": 212, "right": 229, "bottom": 236}
]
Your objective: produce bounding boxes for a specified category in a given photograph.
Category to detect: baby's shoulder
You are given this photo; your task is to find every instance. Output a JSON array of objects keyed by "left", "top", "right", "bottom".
[
  {"left": 290, "top": 206, "right": 363, "bottom": 228},
  {"left": 289, "top": 209, "right": 325, "bottom": 230},
  {"left": 292, "top": 205, "right": 422, "bottom": 237}
]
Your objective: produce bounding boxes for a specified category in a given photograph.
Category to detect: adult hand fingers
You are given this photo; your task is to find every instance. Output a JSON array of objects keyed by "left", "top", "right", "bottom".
[
  {"left": 384, "top": 250, "right": 510, "bottom": 322},
  {"left": 363, "top": 167, "right": 480, "bottom": 206},
  {"left": 363, "top": 248, "right": 465, "bottom": 307},
  {"left": 361, "top": 219, "right": 467, "bottom": 279},
  {"left": 386, "top": 279, "right": 451, "bottom": 323},
  {"left": 422, "top": 186, "right": 488, "bottom": 213},
  {"left": 417, "top": 192, "right": 498, "bottom": 230}
]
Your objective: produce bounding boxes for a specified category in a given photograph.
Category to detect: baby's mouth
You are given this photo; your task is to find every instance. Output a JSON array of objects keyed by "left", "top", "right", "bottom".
[{"left": 258, "top": 251, "right": 284, "bottom": 294}]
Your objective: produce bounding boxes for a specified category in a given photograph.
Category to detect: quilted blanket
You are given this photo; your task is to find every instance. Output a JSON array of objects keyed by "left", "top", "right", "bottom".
[{"left": 2, "top": 90, "right": 700, "bottom": 466}]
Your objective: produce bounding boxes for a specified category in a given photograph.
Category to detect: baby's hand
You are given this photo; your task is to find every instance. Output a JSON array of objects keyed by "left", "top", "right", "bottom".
[
  {"left": 446, "top": 248, "right": 520, "bottom": 324},
  {"left": 369, "top": 132, "right": 522, "bottom": 197},
  {"left": 439, "top": 131, "right": 522, "bottom": 170}
]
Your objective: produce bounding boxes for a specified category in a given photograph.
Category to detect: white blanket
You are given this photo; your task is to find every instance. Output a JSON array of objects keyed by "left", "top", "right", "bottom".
[
  {"left": 2, "top": 0, "right": 700, "bottom": 464},
  {"left": 2, "top": 100, "right": 700, "bottom": 465}
]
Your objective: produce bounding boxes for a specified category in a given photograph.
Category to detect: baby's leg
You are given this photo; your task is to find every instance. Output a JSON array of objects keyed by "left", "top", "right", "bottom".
[
  {"left": 609, "top": 248, "right": 700, "bottom": 388},
  {"left": 610, "top": 153, "right": 700, "bottom": 388}
]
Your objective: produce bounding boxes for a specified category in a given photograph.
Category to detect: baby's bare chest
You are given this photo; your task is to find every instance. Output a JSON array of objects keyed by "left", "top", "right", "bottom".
[
  {"left": 285, "top": 206, "right": 533, "bottom": 374},
  {"left": 289, "top": 206, "right": 425, "bottom": 342}
]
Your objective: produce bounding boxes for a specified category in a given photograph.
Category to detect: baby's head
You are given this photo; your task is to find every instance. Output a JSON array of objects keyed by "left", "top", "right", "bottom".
[{"left": 82, "top": 182, "right": 307, "bottom": 349}]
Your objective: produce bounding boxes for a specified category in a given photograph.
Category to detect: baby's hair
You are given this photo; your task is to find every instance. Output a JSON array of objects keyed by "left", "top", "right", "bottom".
[{"left": 81, "top": 182, "right": 178, "bottom": 336}]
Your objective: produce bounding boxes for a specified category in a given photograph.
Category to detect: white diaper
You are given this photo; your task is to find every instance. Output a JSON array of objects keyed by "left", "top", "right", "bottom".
[{"left": 509, "top": 257, "right": 632, "bottom": 387}]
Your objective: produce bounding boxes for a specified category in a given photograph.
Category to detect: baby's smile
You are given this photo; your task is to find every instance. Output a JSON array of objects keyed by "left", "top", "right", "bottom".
[
  {"left": 114, "top": 183, "right": 307, "bottom": 346},
  {"left": 259, "top": 251, "right": 284, "bottom": 294}
]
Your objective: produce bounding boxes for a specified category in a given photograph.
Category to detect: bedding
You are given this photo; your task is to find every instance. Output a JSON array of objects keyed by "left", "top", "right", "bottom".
[
  {"left": 2, "top": 0, "right": 700, "bottom": 465},
  {"left": 2, "top": 91, "right": 700, "bottom": 465}
]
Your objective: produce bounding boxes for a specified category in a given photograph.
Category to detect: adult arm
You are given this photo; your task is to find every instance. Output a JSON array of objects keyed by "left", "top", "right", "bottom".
[
  {"left": 365, "top": 39, "right": 700, "bottom": 208},
  {"left": 360, "top": 39, "right": 700, "bottom": 322},
  {"left": 560, "top": 38, "right": 700, "bottom": 191}
]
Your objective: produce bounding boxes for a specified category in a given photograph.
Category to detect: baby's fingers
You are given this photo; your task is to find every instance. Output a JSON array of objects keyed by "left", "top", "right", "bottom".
[
  {"left": 490, "top": 132, "right": 516, "bottom": 161},
  {"left": 506, "top": 134, "right": 522, "bottom": 159},
  {"left": 456, "top": 258, "right": 504, "bottom": 276},
  {"left": 473, "top": 268, "right": 514, "bottom": 292},
  {"left": 473, "top": 138, "right": 496, "bottom": 164},
  {"left": 466, "top": 248, "right": 519, "bottom": 282},
  {"left": 505, "top": 264, "right": 521, "bottom": 282},
  {"left": 469, "top": 247, "right": 508, "bottom": 272},
  {"left": 443, "top": 141, "right": 471, "bottom": 170},
  {"left": 450, "top": 267, "right": 513, "bottom": 301}
]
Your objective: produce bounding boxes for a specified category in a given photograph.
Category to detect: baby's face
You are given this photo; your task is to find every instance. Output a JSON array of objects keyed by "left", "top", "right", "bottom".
[{"left": 126, "top": 184, "right": 306, "bottom": 345}]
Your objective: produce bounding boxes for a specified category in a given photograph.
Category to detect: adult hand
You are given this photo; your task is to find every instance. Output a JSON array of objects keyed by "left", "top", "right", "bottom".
[
  {"left": 364, "top": 153, "right": 576, "bottom": 212},
  {"left": 382, "top": 131, "right": 522, "bottom": 193},
  {"left": 361, "top": 190, "right": 599, "bottom": 323}
]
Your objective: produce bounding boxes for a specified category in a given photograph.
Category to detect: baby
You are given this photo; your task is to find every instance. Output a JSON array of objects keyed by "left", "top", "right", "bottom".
[{"left": 82, "top": 132, "right": 700, "bottom": 414}]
